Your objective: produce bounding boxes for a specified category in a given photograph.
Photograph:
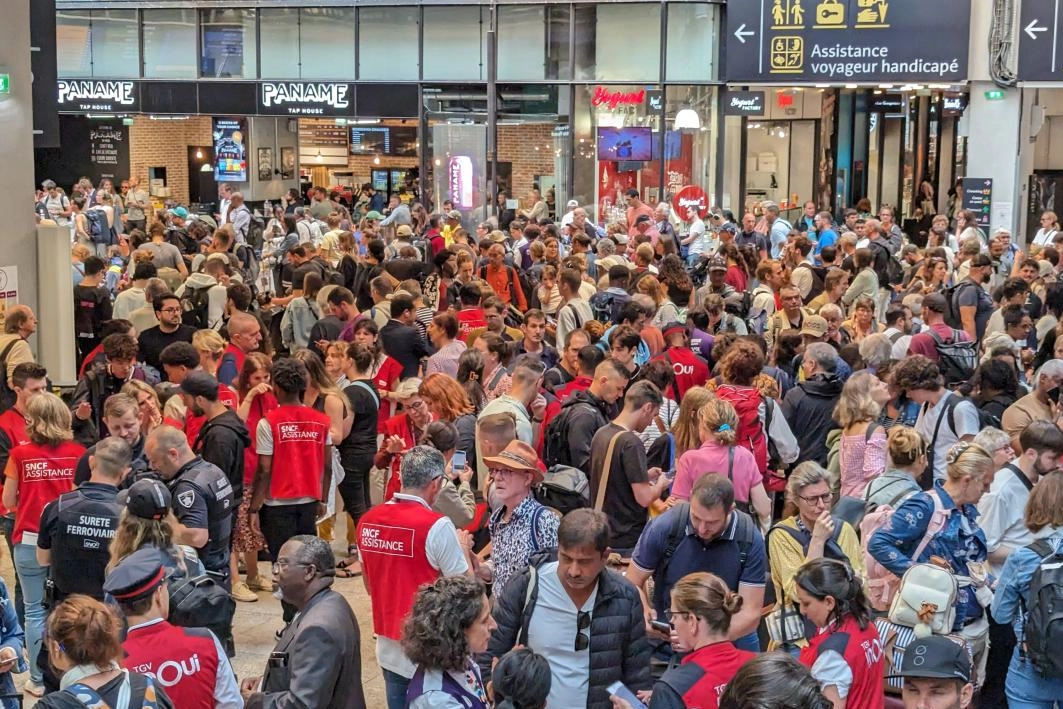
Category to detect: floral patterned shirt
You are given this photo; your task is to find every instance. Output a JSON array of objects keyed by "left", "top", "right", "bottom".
[{"left": 488, "top": 495, "right": 559, "bottom": 594}]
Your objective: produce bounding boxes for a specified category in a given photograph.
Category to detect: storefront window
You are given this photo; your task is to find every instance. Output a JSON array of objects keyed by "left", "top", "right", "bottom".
[
  {"left": 665, "top": 86, "right": 718, "bottom": 208},
  {"left": 56, "top": 10, "right": 91, "bottom": 77},
  {"left": 574, "top": 4, "right": 661, "bottom": 82},
  {"left": 498, "top": 6, "right": 546, "bottom": 81},
  {"left": 359, "top": 7, "right": 418, "bottom": 81},
  {"left": 143, "top": 9, "right": 197, "bottom": 79},
  {"left": 199, "top": 9, "right": 257, "bottom": 79},
  {"left": 423, "top": 6, "right": 486, "bottom": 81},
  {"left": 90, "top": 10, "right": 139, "bottom": 78},
  {"left": 300, "top": 8, "right": 355, "bottom": 79},
  {"left": 666, "top": 4, "right": 718, "bottom": 82},
  {"left": 259, "top": 8, "right": 300, "bottom": 78},
  {"left": 498, "top": 85, "right": 571, "bottom": 216}
]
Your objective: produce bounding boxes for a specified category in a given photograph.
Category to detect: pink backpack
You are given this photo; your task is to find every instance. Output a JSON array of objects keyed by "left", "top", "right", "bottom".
[{"left": 861, "top": 487, "right": 949, "bottom": 611}]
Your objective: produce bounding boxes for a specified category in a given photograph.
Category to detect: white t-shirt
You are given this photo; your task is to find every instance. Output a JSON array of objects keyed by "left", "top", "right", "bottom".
[
  {"left": 915, "top": 394, "right": 980, "bottom": 482},
  {"left": 526, "top": 561, "right": 597, "bottom": 709},
  {"left": 1033, "top": 228, "right": 1058, "bottom": 248},
  {"left": 977, "top": 464, "right": 1034, "bottom": 576},
  {"left": 687, "top": 219, "right": 707, "bottom": 256}
]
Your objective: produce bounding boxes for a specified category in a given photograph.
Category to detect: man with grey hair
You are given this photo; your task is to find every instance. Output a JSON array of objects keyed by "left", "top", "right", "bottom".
[
  {"left": 357, "top": 446, "right": 471, "bottom": 709},
  {"left": 782, "top": 341, "right": 844, "bottom": 466},
  {"left": 242, "top": 534, "right": 367, "bottom": 709},
  {"left": 762, "top": 201, "right": 793, "bottom": 259},
  {"left": 1001, "top": 359, "right": 1063, "bottom": 446}
]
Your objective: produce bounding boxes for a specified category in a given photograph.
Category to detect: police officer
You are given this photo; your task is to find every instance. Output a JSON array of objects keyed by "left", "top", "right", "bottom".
[
  {"left": 105, "top": 547, "right": 242, "bottom": 709},
  {"left": 36, "top": 435, "right": 129, "bottom": 691},
  {"left": 144, "top": 425, "right": 234, "bottom": 585}
]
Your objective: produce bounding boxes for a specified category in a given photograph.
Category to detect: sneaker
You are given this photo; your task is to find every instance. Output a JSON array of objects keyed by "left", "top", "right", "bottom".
[
  {"left": 23, "top": 681, "right": 44, "bottom": 697},
  {"left": 246, "top": 576, "right": 273, "bottom": 592},
  {"left": 231, "top": 581, "right": 258, "bottom": 603}
]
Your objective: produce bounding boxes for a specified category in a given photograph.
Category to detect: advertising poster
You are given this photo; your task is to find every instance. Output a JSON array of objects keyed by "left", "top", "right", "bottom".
[
  {"left": 280, "top": 147, "right": 295, "bottom": 180},
  {"left": 212, "top": 117, "right": 247, "bottom": 182},
  {"left": 257, "top": 147, "right": 273, "bottom": 181},
  {"left": 0, "top": 267, "right": 19, "bottom": 321}
]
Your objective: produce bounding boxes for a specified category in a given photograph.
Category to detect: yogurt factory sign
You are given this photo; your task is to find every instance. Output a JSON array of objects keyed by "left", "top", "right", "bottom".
[{"left": 258, "top": 82, "right": 353, "bottom": 116}]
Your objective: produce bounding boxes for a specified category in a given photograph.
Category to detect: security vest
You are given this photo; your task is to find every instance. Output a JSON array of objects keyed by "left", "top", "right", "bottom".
[
  {"left": 50, "top": 483, "right": 122, "bottom": 601},
  {"left": 357, "top": 497, "right": 443, "bottom": 640},
  {"left": 263, "top": 405, "right": 330, "bottom": 502},
  {"left": 170, "top": 458, "right": 234, "bottom": 573},
  {"left": 124, "top": 619, "right": 222, "bottom": 709},
  {"left": 799, "top": 615, "right": 885, "bottom": 709}
]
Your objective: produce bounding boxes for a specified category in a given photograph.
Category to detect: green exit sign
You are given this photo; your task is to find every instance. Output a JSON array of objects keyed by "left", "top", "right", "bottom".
[
  {"left": 0, "top": 74, "right": 9, "bottom": 95},
  {"left": 984, "top": 89, "right": 1005, "bottom": 101}
]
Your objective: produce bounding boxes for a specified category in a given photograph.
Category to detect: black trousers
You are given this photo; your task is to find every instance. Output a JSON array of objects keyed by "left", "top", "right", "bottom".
[
  {"left": 981, "top": 609, "right": 1017, "bottom": 709},
  {"left": 260, "top": 502, "right": 317, "bottom": 623},
  {"left": 337, "top": 464, "right": 372, "bottom": 543}
]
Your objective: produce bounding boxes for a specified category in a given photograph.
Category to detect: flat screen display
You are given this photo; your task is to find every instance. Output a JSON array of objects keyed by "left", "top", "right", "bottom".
[
  {"left": 350, "top": 126, "right": 390, "bottom": 155},
  {"left": 597, "top": 127, "right": 652, "bottom": 161},
  {"left": 212, "top": 117, "right": 247, "bottom": 182},
  {"left": 390, "top": 126, "right": 419, "bottom": 157}
]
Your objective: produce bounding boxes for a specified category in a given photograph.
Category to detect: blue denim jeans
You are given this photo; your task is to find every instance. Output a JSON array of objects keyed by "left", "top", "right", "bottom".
[
  {"left": 734, "top": 631, "right": 760, "bottom": 653},
  {"left": 13, "top": 542, "right": 46, "bottom": 684},
  {"left": 383, "top": 668, "right": 410, "bottom": 709},
  {"left": 1006, "top": 648, "right": 1063, "bottom": 709}
]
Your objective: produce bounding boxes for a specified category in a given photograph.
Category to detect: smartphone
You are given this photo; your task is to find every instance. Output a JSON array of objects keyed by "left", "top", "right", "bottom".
[
  {"left": 451, "top": 450, "right": 467, "bottom": 472},
  {"left": 650, "top": 620, "right": 671, "bottom": 634},
  {"left": 607, "top": 681, "right": 648, "bottom": 709},
  {"left": 1049, "top": 387, "right": 1061, "bottom": 404}
]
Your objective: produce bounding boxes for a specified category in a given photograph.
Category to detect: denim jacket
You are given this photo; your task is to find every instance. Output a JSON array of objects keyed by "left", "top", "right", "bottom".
[
  {"left": 991, "top": 527, "right": 1063, "bottom": 639},
  {"left": 867, "top": 482, "right": 989, "bottom": 630},
  {"left": 0, "top": 577, "right": 26, "bottom": 709}
]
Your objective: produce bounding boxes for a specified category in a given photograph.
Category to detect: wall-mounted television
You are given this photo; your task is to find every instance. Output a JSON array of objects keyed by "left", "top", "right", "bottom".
[
  {"left": 596, "top": 127, "right": 652, "bottom": 161},
  {"left": 390, "top": 126, "right": 419, "bottom": 157},
  {"left": 350, "top": 127, "right": 390, "bottom": 155}
]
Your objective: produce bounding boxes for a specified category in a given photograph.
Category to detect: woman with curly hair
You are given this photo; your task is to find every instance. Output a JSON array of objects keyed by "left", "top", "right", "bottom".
[
  {"left": 419, "top": 373, "right": 477, "bottom": 458},
  {"left": 403, "top": 576, "right": 495, "bottom": 709}
]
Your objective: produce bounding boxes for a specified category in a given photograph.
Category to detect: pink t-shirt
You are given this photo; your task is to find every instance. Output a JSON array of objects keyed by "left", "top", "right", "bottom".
[
  {"left": 673, "top": 441, "right": 761, "bottom": 502},
  {"left": 839, "top": 427, "right": 888, "bottom": 498}
]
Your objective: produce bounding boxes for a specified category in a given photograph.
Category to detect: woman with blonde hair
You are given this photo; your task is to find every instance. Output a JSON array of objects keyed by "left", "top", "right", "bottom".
[
  {"left": 670, "top": 386, "right": 713, "bottom": 461},
  {"left": 834, "top": 371, "right": 891, "bottom": 498},
  {"left": 122, "top": 380, "right": 164, "bottom": 436},
  {"left": 3, "top": 392, "right": 84, "bottom": 695},
  {"left": 868, "top": 441, "right": 996, "bottom": 685},
  {"left": 673, "top": 397, "right": 771, "bottom": 527},
  {"left": 768, "top": 462, "right": 865, "bottom": 651},
  {"left": 862, "top": 425, "right": 924, "bottom": 509},
  {"left": 233, "top": 352, "right": 275, "bottom": 592}
]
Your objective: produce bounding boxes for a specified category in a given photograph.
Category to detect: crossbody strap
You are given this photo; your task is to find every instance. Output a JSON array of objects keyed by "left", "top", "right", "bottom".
[{"left": 594, "top": 430, "right": 627, "bottom": 511}]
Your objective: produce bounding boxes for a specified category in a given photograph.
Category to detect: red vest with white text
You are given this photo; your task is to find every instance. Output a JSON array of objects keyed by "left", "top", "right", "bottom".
[
  {"left": 656, "top": 347, "right": 710, "bottom": 400},
  {"left": 0, "top": 408, "right": 29, "bottom": 516},
  {"left": 123, "top": 620, "right": 221, "bottom": 709},
  {"left": 799, "top": 616, "right": 885, "bottom": 709},
  {"left": 9, "top": 440, "right": 83, "bottom": 542},
  {"left": 357, "top": 498, "right": 444, "bottom": 640},
  {"left": 263, "top": 404, "right": 330, "bottom": 501}
]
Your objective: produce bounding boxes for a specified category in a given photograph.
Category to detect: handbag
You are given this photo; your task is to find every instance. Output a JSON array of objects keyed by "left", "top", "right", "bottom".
[
  {"left": 765, "top": 599, "right": 807, "bottom": 646},
  {"left": 887, "top": 562, "right": 957, "bottom": 635}
]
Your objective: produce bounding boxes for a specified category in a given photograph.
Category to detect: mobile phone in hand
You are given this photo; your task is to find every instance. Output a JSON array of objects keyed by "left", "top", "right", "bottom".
[
  {"left": 607, "top": 681, "right": 648, "bottom": 709},
  {"left": 452, "top": 450, "right": 467, "bottom": 471},
  {"left": 650, "top": 620, "right": 671, "bottom": 634}
]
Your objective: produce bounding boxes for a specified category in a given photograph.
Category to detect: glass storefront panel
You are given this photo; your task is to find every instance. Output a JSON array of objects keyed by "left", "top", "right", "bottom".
[
  {"left": 498, "top": 85, "right": 571, "bottom": 217},
  {"left": 498, "top": 6, "right": 546, "bottom": 81},
  {"left": 666, "top": 4, "right": 717, "bottom": 82},
  {"left": 199, "top": 9, "right": 257, "bottom": 79},
  {"left": 90, "top": 10, "right": 139, "bottom": 78},
  {"left": 574, "top": 4, "right": 661, "bottom": 82},
  {"left": 664, "top": 86, "right": 718, "bottom": 207},
  {"left": 143, "top": 9, "right": 197, "bottom": 79},
  {"left": 259, "top": 8, "right": 300, "bottom": 79},
  {"left": 56, "top": 10, "right": 91, "bottom": 77},
  {"left": 423, "top": 7, "right": 486, "bottom": 81},
  {"left": 300, "top": 8, "right": 355, "bottom": 79},
  {"left": 359, "top": 7, "right": 418, "bottom": 80}
]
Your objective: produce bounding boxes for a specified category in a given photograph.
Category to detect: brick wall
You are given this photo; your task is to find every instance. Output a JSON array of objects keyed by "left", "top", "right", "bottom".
[
  {"left": 499, "top": 123, "right": 557, "bottom": 199},
  {"left": 129, "top": 116, "right": 213, "bottom": 206}
]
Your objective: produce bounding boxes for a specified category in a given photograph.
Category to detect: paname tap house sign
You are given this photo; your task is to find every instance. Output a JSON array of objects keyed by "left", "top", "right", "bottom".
[
  {"left": 57, "top": 80, "right": 139, "bottom": 113},
  {"left": 258, "top": 82, "right": 354, "bottom": 116},
  {"left": 725, "top": 0, "right": 970, "bottom": 83}
]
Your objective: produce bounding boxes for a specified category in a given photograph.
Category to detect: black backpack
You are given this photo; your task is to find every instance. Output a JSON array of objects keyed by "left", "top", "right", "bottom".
[
  {"left": 181, "top": 286, "right": 211, "bottom": 329},
  {"left": 168, "top": 571, "right": 235, "bottom": 641},
  {"left": 534, "top": 465, "right": 590, "bottom": 515},
  {"left": 542, "top": 401, "right": 597, "bottom": 469},
  {"left": 1019, "top": 539, "right": 1063, "bottom": 679},
  {"left": 943, "top": 281, "right": 978, "bottom": 330},
  {"left": 871, "top": 240, "right": 903, "bottom": 286},
  {"left": 246, "top": 213, "right": 266, "bottom": 251},
  {"left": 792, "top": 263, "right": 828, "bottom": 302},
  {"left": 927, "top": 328, "right": 977, "bottom": 386}
]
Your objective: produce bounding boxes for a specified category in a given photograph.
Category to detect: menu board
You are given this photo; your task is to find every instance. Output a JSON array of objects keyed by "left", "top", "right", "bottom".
[
  {"left": 350, "top": 127, "right": 390, "bottom": 155},
  {"left": 88, "top": 124, "right": 129, "bottom": 180},
  {"left": 213, "top": 117, "right": 247, "bottom": 182},
  {"left": 301, "top": 120, "right": 350, "bottom": 149}
]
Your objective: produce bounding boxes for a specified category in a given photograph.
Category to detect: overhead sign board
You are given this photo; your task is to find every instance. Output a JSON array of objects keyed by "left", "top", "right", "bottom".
[
  {"left": 257, "top": 82, "right": 354, "bottom": 116},
  {"left": 725, "top": 0, "right": 970, "bottom": 83},
  {"left": 57, "top": 80, "right": 139, "bottom": 113},
  {"left": 962, "top": 178, "right": 993, "bottom": 229},
  {"left": 722, "top": 91, "right": 766, "bottom": 116},
  {"left": 1017, "top": 0, "right": 1062, "bottom": 81}
]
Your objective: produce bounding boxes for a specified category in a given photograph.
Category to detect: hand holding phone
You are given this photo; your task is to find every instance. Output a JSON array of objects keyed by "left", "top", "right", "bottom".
[
  {"left": 607, "top": 681, "right": 648, "bottom": 709},
  {"left": 451, "top": 450, "right": 467, "bottom": 473}
]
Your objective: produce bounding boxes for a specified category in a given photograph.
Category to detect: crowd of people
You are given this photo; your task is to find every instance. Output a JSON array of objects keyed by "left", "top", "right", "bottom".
[{"left": 10, "top": 176, "right": 1063, "bottom": 708}]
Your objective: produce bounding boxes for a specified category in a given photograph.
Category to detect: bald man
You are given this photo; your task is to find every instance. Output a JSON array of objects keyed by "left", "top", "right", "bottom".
[
  {"left": 217, "top": 312, "right": 263, "bottom": 386},
  {"left": 0, "top": 306, "right": 37, "bottom": 408}
]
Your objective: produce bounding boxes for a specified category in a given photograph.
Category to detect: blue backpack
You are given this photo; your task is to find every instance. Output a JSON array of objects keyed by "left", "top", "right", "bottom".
[{"left": 84, "top": 209, "right": 112, "bottom": 245}]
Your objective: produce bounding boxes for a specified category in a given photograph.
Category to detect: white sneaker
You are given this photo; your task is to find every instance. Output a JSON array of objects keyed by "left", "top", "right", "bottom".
[{"left": 231, "top": 580, "right": 258, "bottom": 603}]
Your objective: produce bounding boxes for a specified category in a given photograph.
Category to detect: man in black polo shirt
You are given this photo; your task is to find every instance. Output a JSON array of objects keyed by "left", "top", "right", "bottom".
[
  {"left": 627, "top": 474, "right": 766, "bottom": 653},
  {"left": 137, "top": 294, "right": 196, "bottom": 379}
]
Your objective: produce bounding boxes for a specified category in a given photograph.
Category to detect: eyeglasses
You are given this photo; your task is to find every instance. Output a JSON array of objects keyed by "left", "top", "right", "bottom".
[
  {"left": 406, "top": 400, "right": 427, "bottom": 409},
  {"left": 159, "top": 307, "right": 182, "bottom": 314},
  {"left": 663, "top": 609, "right": 694, "bottom": 628},
  {"left": 797, "top": 492, "right": 832, "bottom": 506},
  {"left": 272, "top": 560, "right": 315, "bottom": 574},
  {"left": 575, "top": 611, "right": 590, "bottom": 651}
]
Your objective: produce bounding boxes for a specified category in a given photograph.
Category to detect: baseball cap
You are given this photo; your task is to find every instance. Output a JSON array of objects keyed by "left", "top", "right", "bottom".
[
  {"left": 886, "top": 635, "right": 971, "bottom": 683},
  {"left": 483, "top": 440, "right": 543, "bottom": 484},
  {"left": 178, "top": 370, "right": 220, "bottom": 400},
  {"left": 923, "top": 293, "right": 948, "bottom": 314},
  {"left": 446, "top": 210, "right": 462, "bottom": 220},
  {"left": 103, "top": 547, "right": 168, "bottom": 603},
  {"left": 365, "top": 210, "right": 384, "bottom": 221},
  {"left": 121, "top": 478, "right": 172, "bottom": 521},
  {"left": 719, "top": 223, "right": 738, "bottom": 235},
  {"left": 566, "top": 199, "right": 579, "bottom": 209},
  {"left": 707, "top": 256, "right": 728, "bottom": 272},
  {"left": 396, "top": 224, "right": 414, "bottom": 237},
  {"left": 171, "top": 206, "right": 189, "bottom": 219},
  {"left": 800, "top": 315, "right": 828, "bottom": 338}
]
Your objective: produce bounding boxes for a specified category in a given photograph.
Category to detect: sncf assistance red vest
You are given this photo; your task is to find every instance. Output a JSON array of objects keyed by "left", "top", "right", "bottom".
[
  {"left": 799, "top": 616, "right": 885, "bottom": 709},
  {"left": 263, "top": 404, "right": 330, "bottom": 501},
  {"left": 357, "top": 498, "right": 443, "bottom": 640},
  {"left": 0, "top": 409, "right": 29, "bottom": 516}
]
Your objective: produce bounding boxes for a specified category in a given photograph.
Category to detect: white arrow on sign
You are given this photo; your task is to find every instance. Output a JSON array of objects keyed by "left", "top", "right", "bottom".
[
  {"left": 1026, "top": 19, "right": 1048, "bottom": 40},
  {"left": 734, "top": 23, "right": 755, "bottom": 44}
]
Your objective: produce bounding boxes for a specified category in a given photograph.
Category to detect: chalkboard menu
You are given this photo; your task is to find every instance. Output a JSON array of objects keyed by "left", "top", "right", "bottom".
[{"left": 34, "top": 116, "right": 130, "bottom": 189}]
